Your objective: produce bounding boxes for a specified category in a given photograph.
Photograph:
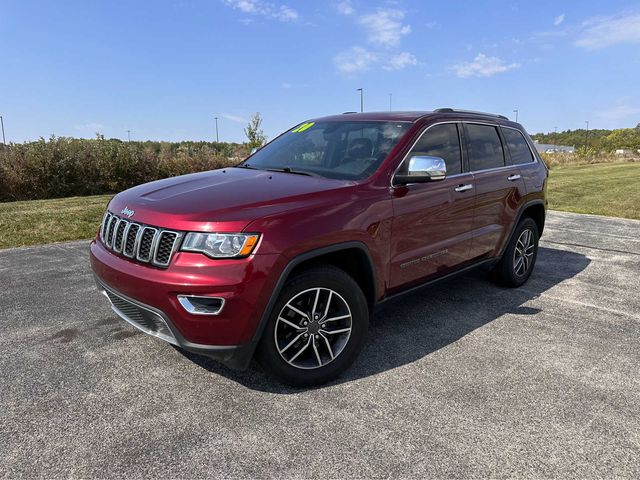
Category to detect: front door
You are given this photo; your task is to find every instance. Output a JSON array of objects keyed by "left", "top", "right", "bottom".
[{"left": 390, "top": 123, "right": 476, "bottom": 290}]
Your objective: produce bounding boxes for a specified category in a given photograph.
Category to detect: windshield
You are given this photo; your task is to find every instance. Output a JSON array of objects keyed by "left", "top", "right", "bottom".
[{"left": 239, "top": 120, "right": 411, "bottom": 180}]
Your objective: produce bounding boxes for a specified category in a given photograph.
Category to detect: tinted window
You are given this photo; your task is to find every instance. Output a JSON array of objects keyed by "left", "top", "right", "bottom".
[
  {"left": 466, "top": 124, "right": 505, "bottom": 171},
  {"left": 502, "top": 127, "right": 534, "bottom": 164},
  {"left": 403, "top": 123, "right": 462, "bottom": 175},
  {"left": 242, "top": 121, "right": 411, "bottom": 180}
]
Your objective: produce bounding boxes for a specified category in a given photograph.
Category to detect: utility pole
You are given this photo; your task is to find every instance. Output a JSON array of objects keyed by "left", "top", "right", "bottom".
[
  {"left": 389, "top": 93, "right": 393, "bottom": 111},
  {"left": 214, "top": 116, "right": 219, "bottom": 143},
  {"left": 0, "top": 116, "right": 5, "bottom": 145},
  {"left": 513, "top": 109, "right": 519, "bottom": 122},
  {"left": 553, "top": 126, "right": 557, "bottom": 152},
  {"left": 357, "top": 88, "right": 363, "bottom": 112},
  {"left": 127, "top": 130, "right": 131, "bottom": 142},
  {"left": 584, "top": 120, "right": 589, "bottom": 147}
]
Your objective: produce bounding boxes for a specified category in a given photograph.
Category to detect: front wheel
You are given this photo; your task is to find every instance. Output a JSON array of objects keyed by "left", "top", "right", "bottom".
[
  {"left": 256, "top": 265, "right": 369, "bottom": 387},
  {"left": 491, "top": 217, "right": 539, "bottom": 287}
]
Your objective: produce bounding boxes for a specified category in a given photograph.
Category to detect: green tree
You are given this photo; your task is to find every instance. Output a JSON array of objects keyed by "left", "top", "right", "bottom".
[{"left": 244, "top": 112, "right": 267, "bottom": 149}]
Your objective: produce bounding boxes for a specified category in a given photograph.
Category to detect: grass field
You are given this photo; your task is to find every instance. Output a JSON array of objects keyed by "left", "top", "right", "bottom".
[
  {"left": 1, "top": 162, "right": 639, "bottom": 249},
  {"left": 547, "top": 162, "right": 640, "bottom": 220},
  {"left": 0, "top": 195, "right": 112, "bottom": 249}
]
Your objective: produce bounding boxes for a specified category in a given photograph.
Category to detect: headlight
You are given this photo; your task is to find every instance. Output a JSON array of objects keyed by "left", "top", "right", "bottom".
[{"left": 181, "top": 232, "right": 260, "bottom": 258}]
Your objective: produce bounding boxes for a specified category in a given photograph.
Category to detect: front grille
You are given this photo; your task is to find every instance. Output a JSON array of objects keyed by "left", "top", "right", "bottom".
[
  {"left": 100, "top": 212, "right": 182, "bottom": 268},
  {"left": 102, "top": 286, "right": 177, "bottom": 344}
]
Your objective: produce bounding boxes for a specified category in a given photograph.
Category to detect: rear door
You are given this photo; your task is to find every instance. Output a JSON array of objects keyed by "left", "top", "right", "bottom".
[
  {"left": 389, "top": 122, "right": 476, "bottom": 290},
  {"left": 463, "top": 123, "right": 527, "bottom": 259}
]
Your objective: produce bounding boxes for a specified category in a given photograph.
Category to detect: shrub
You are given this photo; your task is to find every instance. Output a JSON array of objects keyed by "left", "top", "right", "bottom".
[{"left": 0, "top": 137, "right": 247, "bottom": 202}]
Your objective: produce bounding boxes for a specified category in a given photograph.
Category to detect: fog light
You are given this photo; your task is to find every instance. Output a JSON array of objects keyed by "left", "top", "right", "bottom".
[{"left": 177, "top": 295, "right": 225, "bottom": 315}]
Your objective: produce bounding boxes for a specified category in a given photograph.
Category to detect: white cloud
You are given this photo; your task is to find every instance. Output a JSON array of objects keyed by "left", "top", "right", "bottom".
[
  {"left": 384, "top": 52, "right": 417, "bottom": 70},
  {"left": 574, "top": 13, "right": 640, "bottom": 50},
  {"left": 334, "top": 47, "right": 418, "bottom": 74},
  {"left": 452, "top": 53, "right": 520, "bottom": 78},
  {"left": 359, "top": 8, "right": 411, "bottom": 47},
  {"left": 334, "top": 47, "right": 378, "bottom": 74},
  {"left": 281, "top": 82, "right": 293, "bottom": 89},
  {"left": 222, "top": 0, "right": 298, "bottom": 22},
  {"left": 221, "top": 113, "right": 248, "bottom": 123},
  {"left": 554, "top": 13, "right": 565, "bottom": 26},
  {"left": 335, "top": 0, "right": 354, "bottom": 16}
]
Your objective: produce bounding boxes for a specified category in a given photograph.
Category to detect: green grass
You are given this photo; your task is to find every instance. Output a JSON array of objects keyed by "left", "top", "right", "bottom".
[
  {"left": 1, "top": 162, "right": 638, "bottom": 249},
  {"left": 547, "top": 162, "right": 640, "bottom": 220},
  {"left": 0, "top": 195, "right": 112, "bottom": 249}
]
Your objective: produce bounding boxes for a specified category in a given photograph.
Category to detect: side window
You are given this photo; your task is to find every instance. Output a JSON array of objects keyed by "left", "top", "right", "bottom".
[
  {"left": 465, "top": 124, "right": 505, "bottom": 171},
  {"left": 502, "top": 127, "right": 535, "bottom": 164},
  {"left": 404, "top": 123, "right": 462, "bottom": 175}
]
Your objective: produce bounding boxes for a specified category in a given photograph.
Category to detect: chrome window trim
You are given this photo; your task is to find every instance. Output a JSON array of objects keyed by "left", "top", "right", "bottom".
[
  {"left": 177, "top": 295, "right": 226, "bottom": 316},
  {"left": 391, "top": 120, "right": 465, "bottom": 187},
  {"left": 499, "top": 125, "right": 539, "bottom": 166},
  {"left": 391, "top": 120, "right": 539, "bottom": 187}
]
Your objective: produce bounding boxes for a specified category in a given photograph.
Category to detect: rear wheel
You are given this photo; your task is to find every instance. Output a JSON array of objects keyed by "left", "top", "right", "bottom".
[
  {"left": 256, "top": 265, "right": 369, "bottom": 387},
  {"left": 491, "top": 217, "right": 539, "bottom": 287}
]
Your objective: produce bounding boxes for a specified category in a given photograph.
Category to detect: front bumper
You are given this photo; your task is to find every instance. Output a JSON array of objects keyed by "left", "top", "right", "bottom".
[
  {"left": 90, "top": 239, "right": 282, "bottom": 369},
  {"left": 95, "top": 277, "right": 255, "bottom": 369}
]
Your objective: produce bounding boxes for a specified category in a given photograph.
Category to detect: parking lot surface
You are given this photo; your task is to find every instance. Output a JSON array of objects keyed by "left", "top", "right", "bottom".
[{"left": 1, "top": 210, "right": 639, "bottom": 478}]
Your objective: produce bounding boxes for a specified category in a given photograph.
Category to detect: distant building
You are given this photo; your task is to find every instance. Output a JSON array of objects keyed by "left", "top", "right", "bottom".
[
  {"left": 532, "top": 140, "right": 575, "bottom": 154},
  {"left": 615, "top": 149, "right": 636, "bottom": 156}
]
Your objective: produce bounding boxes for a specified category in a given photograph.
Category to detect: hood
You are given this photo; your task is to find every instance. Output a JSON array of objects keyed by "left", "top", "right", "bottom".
[{"left": 107, "top": 167, "right": 354, "bottom": 232}]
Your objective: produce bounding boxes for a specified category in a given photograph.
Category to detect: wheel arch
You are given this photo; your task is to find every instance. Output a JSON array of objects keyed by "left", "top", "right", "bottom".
[
  {"left": 498, "top": 199, "right": 546, "bottom": 259},
  {"left": 251, "top": 241, "right": 376, "bottom": 345}
]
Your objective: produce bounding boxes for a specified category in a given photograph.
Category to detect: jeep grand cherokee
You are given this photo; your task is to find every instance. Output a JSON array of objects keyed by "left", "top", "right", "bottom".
[{"left": 91, "top": 109, "right": 548, "bottom": 386}]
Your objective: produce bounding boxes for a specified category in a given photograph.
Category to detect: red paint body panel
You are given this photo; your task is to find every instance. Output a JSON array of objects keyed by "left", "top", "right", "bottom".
[{"left": 89, "top": 111, "right": 548, "bottom": 359}]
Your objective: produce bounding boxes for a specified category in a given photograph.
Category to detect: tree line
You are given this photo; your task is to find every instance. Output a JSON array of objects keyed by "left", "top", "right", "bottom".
[{"left": 532, "top": 124, "right": 640, "bottom": 151}]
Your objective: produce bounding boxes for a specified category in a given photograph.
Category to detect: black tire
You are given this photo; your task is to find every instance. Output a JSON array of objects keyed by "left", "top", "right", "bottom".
[
  {"left": 491, "top": 217, "right": 539, "bottom": 288},
  {"left": 256, "top": 265, "right": 369, "bottom": 387}
]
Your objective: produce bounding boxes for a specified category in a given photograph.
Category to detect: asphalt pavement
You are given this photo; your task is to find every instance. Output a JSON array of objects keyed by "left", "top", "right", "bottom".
[{"left": 1, "top": 210, "right": 639, "bottom": 478}]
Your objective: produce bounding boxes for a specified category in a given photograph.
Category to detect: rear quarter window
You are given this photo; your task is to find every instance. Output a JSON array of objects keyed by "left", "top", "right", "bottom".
[{"left": 502, "top": 127, "right": 535, "bottom": 165}]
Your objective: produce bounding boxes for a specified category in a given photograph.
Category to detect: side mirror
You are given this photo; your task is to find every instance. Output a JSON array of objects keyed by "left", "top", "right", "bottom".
[{"left": 394, "top": 155, "right": 446, "bottom": 185}]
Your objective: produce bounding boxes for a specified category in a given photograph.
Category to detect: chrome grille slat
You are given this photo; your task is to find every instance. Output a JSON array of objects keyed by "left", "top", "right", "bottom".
[
  {"left": 123, "top": 224, "right": 141, "bottom": 258},
  {"left": 105, "top": 216, "right": 118, "bottom": 247},
  {"left": 99, "top": 212, "right": 181, "bottom": 268}
]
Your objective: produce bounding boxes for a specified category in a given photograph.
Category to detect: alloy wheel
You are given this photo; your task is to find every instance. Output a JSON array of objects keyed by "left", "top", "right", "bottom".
[
  {"left": 513, "top": 228, "right": 535, "bottom": 276},
  {"left": 274, "top": 287, "right": 352, "bottom": 370}
]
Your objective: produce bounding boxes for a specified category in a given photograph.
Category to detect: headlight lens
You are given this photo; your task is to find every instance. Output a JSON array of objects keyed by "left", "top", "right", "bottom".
[{"left": 181, "top": 232, "right": 260, "bottom": 258}]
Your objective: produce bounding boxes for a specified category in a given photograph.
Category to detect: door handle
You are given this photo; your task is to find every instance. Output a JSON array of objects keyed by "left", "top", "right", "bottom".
[
  {"left": 507, "top": 174, "right": 521, "bottom": 181},
  {"left": 454, "top": 184, "right": 473, "bottom": 192}
]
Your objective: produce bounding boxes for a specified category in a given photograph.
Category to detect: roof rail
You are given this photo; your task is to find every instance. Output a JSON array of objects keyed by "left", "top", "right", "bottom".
[
  {"left": 434, "top": 108, "right": 509, "bottom": 121},
  {"left": 342, "top": 111, "right": 358, "bottom": 114}
]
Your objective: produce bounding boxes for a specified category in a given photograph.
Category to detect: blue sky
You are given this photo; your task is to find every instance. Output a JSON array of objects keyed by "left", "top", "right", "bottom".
[{"left": 1, "top": 0, "right": 640, "bottom": 143}]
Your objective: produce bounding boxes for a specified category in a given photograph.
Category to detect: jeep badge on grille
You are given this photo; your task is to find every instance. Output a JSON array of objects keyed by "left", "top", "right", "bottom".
[{"left": 120, "top": 206, "right": 135, "bottom": 218}]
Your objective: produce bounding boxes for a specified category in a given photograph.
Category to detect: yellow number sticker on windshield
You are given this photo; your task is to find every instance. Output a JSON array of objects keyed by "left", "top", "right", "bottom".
[{"left": 292, "top": 122, "right": 315, "bottom": 133}]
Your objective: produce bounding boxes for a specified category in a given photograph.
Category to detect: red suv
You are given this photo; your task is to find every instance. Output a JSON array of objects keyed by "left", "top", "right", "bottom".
[{"left": 91, "top": 109, "right": 548, "bottom": 386}]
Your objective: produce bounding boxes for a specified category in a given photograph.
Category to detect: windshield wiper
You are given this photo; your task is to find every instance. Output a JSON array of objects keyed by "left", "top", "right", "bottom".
[
  {"left": 234, "top": 163, "right": 261, "bottom": 170},
  {"left": 266, "top": 167, "right": 315, "bottom": 177}
]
